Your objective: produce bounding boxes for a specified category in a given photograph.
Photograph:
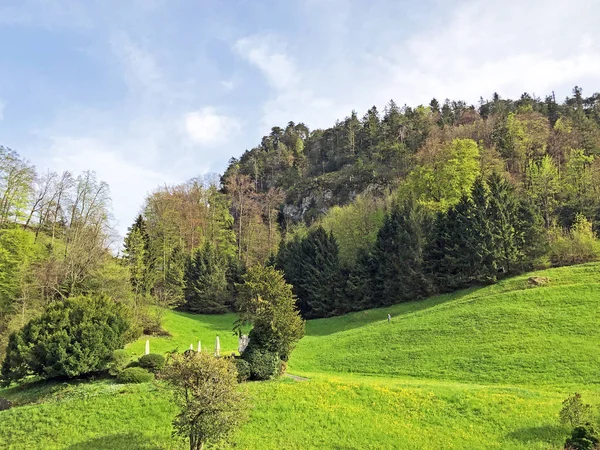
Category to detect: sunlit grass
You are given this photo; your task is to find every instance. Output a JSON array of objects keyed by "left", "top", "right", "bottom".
[
  {"left": 1, "top": 262, "right": 600, "bottom": 449},
  {"left": 126, "top": 310, "right": 247, "bottom": 358}
]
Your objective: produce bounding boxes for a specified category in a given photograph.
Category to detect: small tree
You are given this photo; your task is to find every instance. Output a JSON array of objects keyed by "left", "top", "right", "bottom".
[
  {"left": 235, "top": 265, "right": 305, "bottom": 362},
  {"left": 1, "top": 294, "right": 131, "bottom": 386},
  {"left": 560, "top": 393, "right": 594, "bottom": 428},
  {"left": 161, "top": 352, "right": 248, "bottom": 450}
]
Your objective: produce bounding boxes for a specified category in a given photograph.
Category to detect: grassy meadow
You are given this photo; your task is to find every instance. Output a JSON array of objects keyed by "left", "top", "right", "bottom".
[{"left": 1, "top": 263, "right": 599, "bottom": 449}]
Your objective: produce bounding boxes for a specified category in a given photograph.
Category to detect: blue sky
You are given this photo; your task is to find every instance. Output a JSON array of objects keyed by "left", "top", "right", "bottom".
[{"left": 0, "top": 0, "right": 599, "bottom": 236}]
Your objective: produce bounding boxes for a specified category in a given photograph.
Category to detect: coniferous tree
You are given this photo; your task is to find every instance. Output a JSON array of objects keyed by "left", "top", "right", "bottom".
[
  {"left": 123, "top": 215, "right": 153, "bottom": 298},
  {"left": 369, "top": 199, "right": 431, "bottom": 306},
  {"left": 487, "top": 174, "right": 522, "bottom": 274},
  {"left": 426, "top": 179, "right": 497, "bottom": 291},
  {"left": 277, "top": 227, "right": 344, "bottom": 318},
  {"left": 296, "top": 227, "right": 345, "bottom": 318},
  {"left": 183, "top": 242, "right": 229, "bottom": 314}
]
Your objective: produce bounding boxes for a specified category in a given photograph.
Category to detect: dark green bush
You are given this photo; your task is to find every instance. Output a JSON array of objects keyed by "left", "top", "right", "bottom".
[
  {"left": 0, "top": 397, "right": 12, "bottom": 411},
  {"left": 117, "top": 367, "right": 154, "bottom": 384},
  {"left": 126, "top": 360, "right": 140, "bottom": 368},
  {"left": 234, "top": 358, "right": 251, "bottom": 383},
  {"left": 1, "top": 294, "right": 131, "bottom": 386},
  {"left": 243, "top": 348, "right": 278, "bottom": 381},
  {"left": 564, "top": 426, "right": 600, "bottom": 450},
  {"left": 138, "top": 353, "right": 166, "bottom": 373},
  {"left": 108, "top": 350, "right": 130, "bottom": 376}
]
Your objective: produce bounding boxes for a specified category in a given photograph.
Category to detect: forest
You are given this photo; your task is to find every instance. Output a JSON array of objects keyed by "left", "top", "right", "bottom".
[{"left": 1, "top": 86, "right": 600, "bottom": 355}]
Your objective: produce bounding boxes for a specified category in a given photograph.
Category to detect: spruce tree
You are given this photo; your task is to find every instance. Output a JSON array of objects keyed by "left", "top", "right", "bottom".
[
  {"left": 123, "top": 215, "right": 153, "bottom": 298},
  {"left": 370, "top": 199, "right": 430, "bottom": 306},
  {"left": 487, "top": 173, "right": 521, "bottom": 275},
  {"left": 296, "top": 227, "right": 345, "bottom": 318},
  {"left": 183, "top": 242, "right": 229, "bottom": 314}
]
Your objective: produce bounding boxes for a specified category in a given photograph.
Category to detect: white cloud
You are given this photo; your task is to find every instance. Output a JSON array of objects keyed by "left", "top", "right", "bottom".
[
  {"left": 220, "top": 80, "right": 235, "bottom": 91},
  {"left": 235, "top": 0, "right": 600, "bottom": 132},
  {"left": 377, "top": 0, "right": 600, "bottom": 104},
  {"left": 235, "top": 34, "right": 299, "bottom": 91},
  {"left": 184, "top": 107, "right": 240, "bottom": 145},
  {"left": 110, "top": 32, "right": 164, "bottom": 95}
]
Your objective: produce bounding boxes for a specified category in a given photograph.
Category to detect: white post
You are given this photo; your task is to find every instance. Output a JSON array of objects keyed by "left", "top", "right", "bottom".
[
  {"left": 145, "top": 339, "right": 150, "bottom": 355},
  {"left": 190, "top": 343, "right": 193, "bottom": 350},
  {"left": 215, "top": 336, "right": 220, "bottom": 356},
  {"left": 197, "top": 341, "right": 201, "bottom": 353}
]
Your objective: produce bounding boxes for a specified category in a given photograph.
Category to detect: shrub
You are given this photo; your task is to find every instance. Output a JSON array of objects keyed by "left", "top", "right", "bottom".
[
  {"left": 160, "top": 352, "right": 248, "bottom": 450},
  {"left": 550, "top": 215, "right": 600, "bottom": 266},
  {"left": 1, "top": 294, "right": 131, "bottom": 386},
  {"left": 243, "top": 348, "right": 278, "bottom": 381},
  {"left": 234, "top": 358, "right": 251, "bottom": 383},
  {"left": 0, "top": 397, "right": 12, "bottom": 411},
  {"left": 108, "top": 350, "right": 130, "bottom": 376},
  {"left": 278, "top": 359, "right": 287, "bottom": 376},
  {"left": 564, "top": 426, "right": 600, "bottom": 450},
  {"left": 138, "top": 353, "right": 166, "bottom": 373},
  {"left": 117, "top": 367, "right": 154, "bottom": 384},
  {"left": 561, "top": 393, "right": 594, "bottom": 427}
]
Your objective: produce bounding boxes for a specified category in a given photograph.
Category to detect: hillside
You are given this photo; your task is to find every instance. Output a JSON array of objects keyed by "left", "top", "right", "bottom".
[
  {"left": 289, "top": 263, "right": 600, "bottom": 386},
  {"left": 2, "top": 263, "right": 598, "bottom": 449}
]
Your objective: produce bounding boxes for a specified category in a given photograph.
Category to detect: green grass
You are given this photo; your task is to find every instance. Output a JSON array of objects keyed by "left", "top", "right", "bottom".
[
  {"left": 126, "top": 310, "right": 248, "bottom": 358},
  {"left": 1, "top": 262, "right": 600, "bottom": 449}
]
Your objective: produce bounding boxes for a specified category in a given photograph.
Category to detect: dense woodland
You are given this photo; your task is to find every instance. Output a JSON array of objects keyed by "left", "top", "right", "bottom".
[{"left": 2, "top": 86, "right": 600, "bottom": 356}]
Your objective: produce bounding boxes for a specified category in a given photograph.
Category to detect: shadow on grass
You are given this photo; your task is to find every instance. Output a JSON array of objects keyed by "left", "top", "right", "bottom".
[
  {"left": 66, "top": 433, "right": 165, "bottom": 450},
  {"left": 506, "top": 424, "right": 566, "bottom": 444}
]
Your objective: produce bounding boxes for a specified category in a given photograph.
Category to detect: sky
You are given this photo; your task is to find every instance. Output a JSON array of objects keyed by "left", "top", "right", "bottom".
[{"left": 0, "top": 0, "right": 599, "bottom": 237}]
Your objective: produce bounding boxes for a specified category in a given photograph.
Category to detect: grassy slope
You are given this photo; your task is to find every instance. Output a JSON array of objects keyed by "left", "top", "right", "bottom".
[
  {"left": 126, "top": 311, "right": 246, "bottom": 357},
  {"left": 1, "top": 263, "right": 600, "bottom": 449}
]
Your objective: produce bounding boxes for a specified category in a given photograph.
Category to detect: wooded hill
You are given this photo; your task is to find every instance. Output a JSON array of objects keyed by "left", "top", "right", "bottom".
[
  {"left": 123, "top": 87, "right": 600, "bottom": 319},
  {"left": 2, "top": 87, "right": 600, "bottom": 352}
]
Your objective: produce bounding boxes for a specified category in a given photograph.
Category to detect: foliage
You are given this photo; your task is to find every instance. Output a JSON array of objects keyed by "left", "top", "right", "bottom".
[
  {"left": 1, "top": 294, "right": 131, "bottom": 386},
  {"left": 550, "top": 215, "right": 600, "bottom": 266},
  {"left": 560, "top": 393, "right": 595, "bottom": 428},
  {"left": 236, "top": 265, "right": 305, "bottom": 361},
  {"left": 367, "top": 197, "right": 431, "bottom": 306},
  {"left": 160, "top": 351, "right": 248, "bottom": 450},
  {"left": 233, "top": 357, "right": 251, "bottom": 383},
  {"left": 107, "top": 350, "right": 130, "bottom": 376},
  {"left": 183, "top": 242, "right": 230, "bottom": 314},
  {"left": 242, "top": 347, "right": 279, "bottom": 381},
  {"left": 138, "top": 353, "right": 166, "bottom": 374},
  {"left": 320, "top": 194, "right": 386, "bottom": 269},
  {"left": 403, "top": 138, "right": 480, "bottom": 211},
  {"left": 116, "top": 367, "right": 154, "bottom": 384},
  {"left": 564, "top": 426, "right": 600, "bottom": 450},
  {"left": 277, "top": 226, "right": 345, "bottom": 318}
]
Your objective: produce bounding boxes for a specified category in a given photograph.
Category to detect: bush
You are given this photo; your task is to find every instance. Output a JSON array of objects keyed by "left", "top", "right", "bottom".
[
  {"left": 561, "top": 393, "right": 594, "bottom": 427},
  {"left": 278, "top": 359, "right": 287, "bottom": 376},
  {"left": 108, "top": 350, "right": 130, "bottom": 376},
  {"left": 117, "top": 367, "right": 154, "bottom": 384},
  {"left": 550, "top": 215, "right": 600, "bottom": 266},
  {"left": 0, "top": 397, "right": 12, "bottom": 411},
  {"left": 565, "top": 426, "right": 600, "bottom": 450},
  {"left": 1, "top": 294, "right": 131, "bottom": 386},
  {"left": 234, "top": 358, "right": 251, "bottom": 383},
  {"left": 138, "top": 353, "right": 166, "bottom": 373},
  {"left": 243, "top": 348, "right": 279, "bottom": 381}
]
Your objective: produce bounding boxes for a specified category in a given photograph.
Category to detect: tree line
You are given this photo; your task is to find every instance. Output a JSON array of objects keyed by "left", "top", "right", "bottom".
[
  {"left": 2, "top": 86, "right": 600, "bottom": 343},
  {"left": 119, "top": 86, "right": 600, "bottom": 319}
]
